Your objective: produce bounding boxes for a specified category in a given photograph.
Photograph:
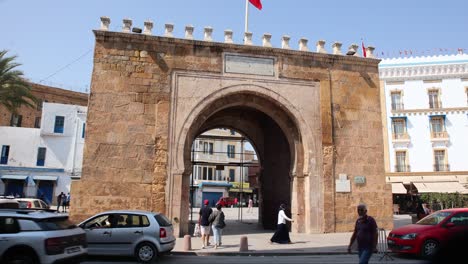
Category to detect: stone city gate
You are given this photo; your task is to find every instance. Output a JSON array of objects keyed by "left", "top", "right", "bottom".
[{"left": 70, "top": 18, "right": 393, "bottom": 236}]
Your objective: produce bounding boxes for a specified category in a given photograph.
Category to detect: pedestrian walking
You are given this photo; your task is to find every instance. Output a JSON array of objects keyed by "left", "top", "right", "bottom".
[
  {"left": 209, "top": 203, "right": 226, "bottom": 249},
  {"left": 348, "top": 203, "right": 378, "bottom": 264},
  {"left": 247, "top": 197, "right": 253, "bottom": 213},
  {"left": 199, "top": 199, "right": 213, "bottom": 249},
  {"left": 270, "top": 203, "right": 294, "bottom": 244},
  {"left": 57, "top": 192, "right": 65, "bottom": 212},
  {"left": 65, "top": 193, "right": 71, "bottom": 212}
]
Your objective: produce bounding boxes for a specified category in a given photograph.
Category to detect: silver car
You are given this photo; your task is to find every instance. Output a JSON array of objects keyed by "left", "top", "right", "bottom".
[
  {"left": 79, "top": 210, "right": 176, "bottom": 263},
  {"left": 0, "top": 209, "right": 87, "bottom": 264}
]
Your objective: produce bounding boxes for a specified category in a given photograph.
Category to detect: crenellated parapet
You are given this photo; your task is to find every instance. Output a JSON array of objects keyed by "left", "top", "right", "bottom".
[{"left": 99, "top": 16, "right": 376, "bottom": 58}]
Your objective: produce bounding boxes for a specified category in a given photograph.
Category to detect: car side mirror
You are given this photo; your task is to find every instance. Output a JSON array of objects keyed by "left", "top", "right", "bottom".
[{"left": 445, "top": 222, "right": 455, "bottom": 228}]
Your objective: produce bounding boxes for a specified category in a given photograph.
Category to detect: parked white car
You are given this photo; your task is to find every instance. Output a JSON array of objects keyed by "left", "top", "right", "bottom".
[
  {"left": 79, "top": 210, "right": 176, "bottom": 263},
  {"left": 0, "top": 209, "right": 87, "bottom": 264},
  {"left": 15, "top": 198, "right": 50, "bottom": 210}
]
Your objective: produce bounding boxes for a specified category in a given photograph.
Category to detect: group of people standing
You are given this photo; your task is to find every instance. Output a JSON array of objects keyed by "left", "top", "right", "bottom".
[
  {"left": 199, "top": 199, "right": 226, "bottom": 249},
  {"left": 56, "top": 192, "right": 70, "bottom": 212}
]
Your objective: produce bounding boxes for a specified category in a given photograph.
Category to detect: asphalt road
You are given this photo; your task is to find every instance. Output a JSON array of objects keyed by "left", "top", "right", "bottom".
[{"left": 83, "top": 254, "right": 427, "bottom": 264}]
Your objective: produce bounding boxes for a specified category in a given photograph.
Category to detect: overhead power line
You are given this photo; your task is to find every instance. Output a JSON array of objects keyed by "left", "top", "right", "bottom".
[{"left": 39, "top": 49, "right": 93, "bottom": 82}]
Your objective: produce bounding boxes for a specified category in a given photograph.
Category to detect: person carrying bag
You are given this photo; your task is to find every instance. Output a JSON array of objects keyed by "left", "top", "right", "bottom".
[{"left": 209, "top": 203, "right": 226, "bottom": 249}]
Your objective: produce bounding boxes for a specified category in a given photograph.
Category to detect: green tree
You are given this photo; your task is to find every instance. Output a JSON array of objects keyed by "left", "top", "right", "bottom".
[{"left": 0, "top": 50, "right": 37, "bottom": 114}]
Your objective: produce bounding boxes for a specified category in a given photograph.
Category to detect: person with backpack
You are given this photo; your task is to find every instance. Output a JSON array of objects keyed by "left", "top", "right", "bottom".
[{"left": 209, "top": 203, "right": 226, "bottom": 249}]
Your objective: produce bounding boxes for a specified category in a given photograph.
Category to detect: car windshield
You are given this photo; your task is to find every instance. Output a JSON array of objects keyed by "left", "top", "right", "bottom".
[
  {"left": 417, "top": 211, "right": 451, "bottom": 225},
  {"left": 35, "top": 217, "right": 77, "bottom": 230},
  {"left": 154, "top": 214, "right": 172, "bottom": 227}
]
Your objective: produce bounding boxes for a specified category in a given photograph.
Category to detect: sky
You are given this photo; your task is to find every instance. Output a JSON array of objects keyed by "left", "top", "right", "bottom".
[{"left": 1, "top": 0, "right": 467, "bottom": 94}]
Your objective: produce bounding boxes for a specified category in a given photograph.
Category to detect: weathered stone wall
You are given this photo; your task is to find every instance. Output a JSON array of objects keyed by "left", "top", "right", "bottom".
[
  {"left": 71, "top": 30, "right": 392, "bottom": 232},
  {"left": 0, "top": 83, "right": 88, "bottom": 127}
]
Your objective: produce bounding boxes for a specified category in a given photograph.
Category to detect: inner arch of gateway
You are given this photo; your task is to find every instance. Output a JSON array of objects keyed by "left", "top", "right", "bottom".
[{"left": 70, "top": 24, "right": 393, "bottom": 236}]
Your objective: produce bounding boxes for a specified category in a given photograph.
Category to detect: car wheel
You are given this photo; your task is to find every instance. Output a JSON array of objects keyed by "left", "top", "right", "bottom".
[
  {"left": 5, "top": 253, "right": 36, "bottom": 264},
  {"left": 135, "top": 242, "right": 157, "bottom": 263},
  {"left": 421, "top": 239, "right": 439, "bottom": 257}
]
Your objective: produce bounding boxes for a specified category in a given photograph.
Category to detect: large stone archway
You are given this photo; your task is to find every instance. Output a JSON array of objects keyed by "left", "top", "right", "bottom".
[
  {"left": 70, "top": 29, "right": 394, "bottom": 237},
  {"left": 168, "top": 83, "right": 320, "bottom": 235}
]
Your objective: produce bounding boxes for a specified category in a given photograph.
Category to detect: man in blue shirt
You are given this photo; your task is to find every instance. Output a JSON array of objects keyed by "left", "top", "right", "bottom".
[{"left": 348, "top": 203, "right": 378, "bottom": 264}]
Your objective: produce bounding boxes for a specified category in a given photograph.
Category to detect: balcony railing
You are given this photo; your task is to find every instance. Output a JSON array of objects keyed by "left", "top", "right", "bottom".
[
  {"left": 391, "top": 103, "right": 404, "bottom": 111},
  {"left": 395, "top": 165, "right": 411, "bottom": 172},
  {"left": 429, "top": 101, "right": 442, "bottom": 109},
  {"left": 433, "top": 164, "right": 450, "bottom": 172},
  {"left": 431, "top": 131, "right": 449, "bottom": 139},
  {"left": 392, "top": 133, "right": 409, "bottom": 140}
]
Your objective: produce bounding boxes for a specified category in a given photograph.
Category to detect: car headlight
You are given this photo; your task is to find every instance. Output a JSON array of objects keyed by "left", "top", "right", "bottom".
[{"left": 400, "top": 233, "right": 418, "bottom": 240}]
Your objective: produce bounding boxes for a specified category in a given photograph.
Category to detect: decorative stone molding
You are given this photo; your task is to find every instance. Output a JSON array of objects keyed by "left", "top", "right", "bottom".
[
  {"left": 122, "top": 18, "right": 132, "bottom": 33},
  {"left": 351, "top": 44, "right": 360, "bottom": 57},
  {"left": 346, "top": 44, "right": 358, "bottom": 56},
  {"left": 100, "top": 16, "right": 110, "bottom": 31},
  {"left": 165, "top": 23, "right": 174, "bottom": 37},
  {"left": 332, "top": 42, "right": 342, "bottom": 55},
  {"left": 391, "top": 107, "right": 468, "bottom": 117},
  {"left": 262, "top": 33, "right": 272, "bottom": 47},
  {"left": 380, "top": 63, "right": 468, "bottom": 81},
  {"left": 185, "top": 25, "right": 194, "bottom": 39},
  {"left": 316, "top": 40, "right": 326, "bottom": 54},
  {"left": 204, "top": 27, "right": 213, "bottom": 42},
  {"left": 281, "top": 35, "right": 291, "bottom": 49},
  {"left": 224, "top": 30, "right": 233, "bottom": 43},
  {"left": 143, "top": 20, "right": 153, "bottom": 35},
  {"left": 366, "top": 46, "right": 376, "bottom": 58},
  {"left": 244, "top": 32, "right": 253, "bottom": 45},
  {"left": 299, "top": 38, "right": 309, "bottom": 51}
]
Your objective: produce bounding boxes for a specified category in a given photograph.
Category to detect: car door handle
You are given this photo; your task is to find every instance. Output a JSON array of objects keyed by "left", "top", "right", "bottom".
[
  {"left": 103, "top": 231, "right": 111, "bottom": 235},
  {"left": 0, "top": 238, "right": 8, "bottom": 242},
  {"left": 134, "top": 231, "right": 143, "bottom": 234}
]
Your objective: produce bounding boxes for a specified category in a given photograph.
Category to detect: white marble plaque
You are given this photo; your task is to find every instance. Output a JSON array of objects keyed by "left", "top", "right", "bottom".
[
  {"left": 336, "top": 179, "right": 351, "bottom": 193},
  {"left": 224, "top": 54, "right": 275, "bottom": 76}
]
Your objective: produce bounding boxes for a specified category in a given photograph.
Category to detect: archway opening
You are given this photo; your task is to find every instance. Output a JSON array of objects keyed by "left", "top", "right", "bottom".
[{"left": 185, "top": 104, "right": 294, "bottom": 231}]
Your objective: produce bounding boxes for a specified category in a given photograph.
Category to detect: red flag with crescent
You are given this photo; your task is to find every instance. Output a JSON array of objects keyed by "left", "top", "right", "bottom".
[{"left": 249, "top": 0, "right": 262, "bottom": 10}]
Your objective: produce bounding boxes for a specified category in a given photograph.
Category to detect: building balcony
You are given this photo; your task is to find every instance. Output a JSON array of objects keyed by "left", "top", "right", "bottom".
[
  {"left": 394, "top": 165, "right": 410, "bottom": 172},
  {"left": 431, "top": 131, "right": 449, "bottom": 139},
  {"left": 429, "top": 101, "right": 442, "bottom": 109},
  {"left": 391, "top": 103, "right": 404, "bottom": 111},
  {"left": 392, "top": 133, "right": 410, "bottom": 141},
  {"left": 433, "top": 164, "right": 450, "bottom": 172}
]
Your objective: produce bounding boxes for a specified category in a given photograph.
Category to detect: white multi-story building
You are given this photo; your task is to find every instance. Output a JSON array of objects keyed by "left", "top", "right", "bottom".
[
  {"left": 190, "top": 128, "right": 254, "bottom": 207},
  {"left": 380, "top": 53, "right": 468, "bottom": 198},
  {"left": 0, "top": 102, "right": 86, "bottom": 204}
]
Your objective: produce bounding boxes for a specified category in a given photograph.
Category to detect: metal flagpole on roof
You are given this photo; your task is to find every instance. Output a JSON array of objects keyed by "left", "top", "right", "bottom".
[{"left": 245, "top": 0, "right": 249, "bottom": 34}]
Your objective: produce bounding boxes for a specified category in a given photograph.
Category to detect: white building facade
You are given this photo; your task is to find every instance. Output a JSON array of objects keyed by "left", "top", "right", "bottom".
[
  {"left": 190, "top": 128, "right": 253, "bottom": 207},
  {"left": 380, "top": 53, "right": 468, "bottom": 196},
  {"left": 0, "top": 103, "right": 86, "bottom": 204}
]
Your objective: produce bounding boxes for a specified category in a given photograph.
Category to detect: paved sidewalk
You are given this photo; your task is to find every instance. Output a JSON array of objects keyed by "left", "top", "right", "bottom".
[{"left": 173, "top": 208, "right": 412, "bottom": 256}]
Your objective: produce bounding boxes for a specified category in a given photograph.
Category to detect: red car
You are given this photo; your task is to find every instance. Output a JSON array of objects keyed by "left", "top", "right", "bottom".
[
  {"left": 387, "top": 208, "right": 468, "bottom": 258},
  {"left": 217, "top": 197, "right": 236, "bottom": 207}
]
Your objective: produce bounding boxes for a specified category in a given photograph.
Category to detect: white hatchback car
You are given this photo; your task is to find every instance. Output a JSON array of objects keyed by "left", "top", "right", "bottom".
[
  {"left": 79, "top": 210, "right": 176, "bottom": 263},
  {"left": 0, "top": 209, "right": 87, "bottom": 264}
]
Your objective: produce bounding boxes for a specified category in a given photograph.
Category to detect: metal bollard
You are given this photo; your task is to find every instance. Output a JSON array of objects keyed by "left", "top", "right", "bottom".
[
  {"left": 239, "top": 236, "right": 248, "bottom": 251},
  {"left": 183, "top": 234, "right": 192, "bottom": 251}
]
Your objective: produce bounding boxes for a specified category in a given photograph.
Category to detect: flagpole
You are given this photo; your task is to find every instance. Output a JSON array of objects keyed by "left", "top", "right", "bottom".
[{"left": 245, "top": 0, "right": 249, "bottom": 33}]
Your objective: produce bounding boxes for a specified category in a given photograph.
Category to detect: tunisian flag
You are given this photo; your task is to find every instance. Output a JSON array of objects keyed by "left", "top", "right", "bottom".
[
  {"left": 249, "top": 0, "right": 262, "bottom": 10},
  {"left": 362, "top": 41, "right": 367, "bottom": 58}
]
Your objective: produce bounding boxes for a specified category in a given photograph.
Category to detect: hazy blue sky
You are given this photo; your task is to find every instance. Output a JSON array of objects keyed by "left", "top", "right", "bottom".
[{"left": 1, "top": 0, "right": 467, "bottom": 93}]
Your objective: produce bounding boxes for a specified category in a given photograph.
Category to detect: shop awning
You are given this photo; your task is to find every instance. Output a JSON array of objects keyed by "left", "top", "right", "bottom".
[
  {"left": 391, "top": 183, "right": 407, "bottom": 194},
  {"left": 33, "top": 175, "right": 58, "bottom": 181},
  {"left": 0, "top": 175, "right": 27, "bottom": 180},
  {"left": 413, "top": 182, "right": 468, "bottom": 194}
]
